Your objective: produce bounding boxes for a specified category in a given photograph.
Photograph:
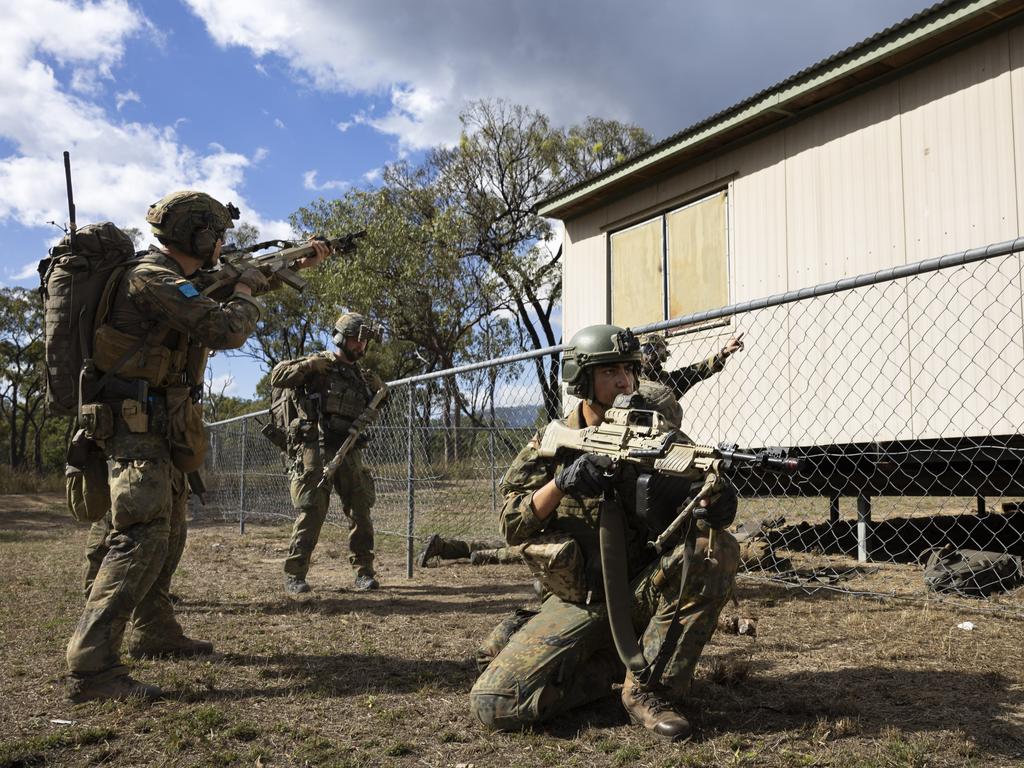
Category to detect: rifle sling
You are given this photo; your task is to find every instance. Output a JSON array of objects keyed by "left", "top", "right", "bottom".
[
  {"left": 599, "top": 498, "right": 651, "bottom": 682},
  {"left": 599, "top": 498, "right": 693, "bottom": 689}
]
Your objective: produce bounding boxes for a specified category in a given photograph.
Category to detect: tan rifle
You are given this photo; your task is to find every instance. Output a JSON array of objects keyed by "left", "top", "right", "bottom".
[{"left": 201, "top": 231, "right": 365, "bottom": 297}]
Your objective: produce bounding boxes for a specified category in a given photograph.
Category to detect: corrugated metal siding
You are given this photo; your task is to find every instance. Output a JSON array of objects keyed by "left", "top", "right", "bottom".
[{"left": 560, "top": 29, "right": 1024, "bottom": 446}]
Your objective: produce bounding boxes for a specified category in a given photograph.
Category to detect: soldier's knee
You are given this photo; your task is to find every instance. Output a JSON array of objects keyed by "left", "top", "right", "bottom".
[{"left": 701, "top": 531, "right": 740, "bottom": 598}]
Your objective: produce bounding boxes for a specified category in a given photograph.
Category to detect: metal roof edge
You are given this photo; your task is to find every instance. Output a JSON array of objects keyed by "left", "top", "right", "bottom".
[{"left": 538, "top": 0, "right": 1011, "bottom": 219}]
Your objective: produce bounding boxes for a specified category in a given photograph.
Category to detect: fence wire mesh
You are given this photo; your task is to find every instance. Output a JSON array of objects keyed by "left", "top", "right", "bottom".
[{"left": 203, "top": 238, "right": 1024, "bottom": 612}]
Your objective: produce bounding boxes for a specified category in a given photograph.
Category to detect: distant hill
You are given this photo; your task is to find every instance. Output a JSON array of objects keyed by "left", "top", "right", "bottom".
[{"left": 492, "top": 404, "right": 544, "bottom": 428}]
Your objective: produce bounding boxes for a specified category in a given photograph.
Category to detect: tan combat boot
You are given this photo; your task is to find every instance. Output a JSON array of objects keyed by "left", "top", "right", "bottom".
[
  {"left": 620, "top": 672, "right": 692, "bottom": 741},
  {"left": 67, "top": 668, "right": 163, "bottom": 704}
]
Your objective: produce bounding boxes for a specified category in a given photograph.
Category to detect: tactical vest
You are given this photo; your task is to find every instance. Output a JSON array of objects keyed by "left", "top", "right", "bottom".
[
  {"left": 535, "top": 406, "right": 654, "bottom": 600},
  {"left": 91, "top": 251, "right": 209, "bottom": 393},
  {"left": 318, "top": 361, "right": 373, "bottom": 436}
]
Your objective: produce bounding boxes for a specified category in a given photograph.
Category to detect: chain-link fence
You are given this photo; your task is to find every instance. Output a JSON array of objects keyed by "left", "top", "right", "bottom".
[{"left": 203, "top": 236, "right": 1024, "bottom": 611}]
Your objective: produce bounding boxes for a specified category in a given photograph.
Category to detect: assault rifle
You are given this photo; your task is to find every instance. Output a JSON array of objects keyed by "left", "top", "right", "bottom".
[
  {"left": 537, "top": 394, "right": 801, "bottom": 553},
  {"left": 318, "top": 383, "right": 389, "bottom": 490},
  {"left": 201, "top": 231, "right": 366, "bottom": 298}
]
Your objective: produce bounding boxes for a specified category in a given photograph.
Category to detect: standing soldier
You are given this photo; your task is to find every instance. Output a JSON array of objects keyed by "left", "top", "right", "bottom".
[
  {"left": 271, "top": 313, "right": 385, "bottom": 595},
  {"left": 639, "top": 331, "right": 744, "bottom": 428},
  {"left": 469, "top": 324, "right": 740, "bottom": 740},
  {"left": 65, "top": 191, "right": 329, "bottom": 703}
]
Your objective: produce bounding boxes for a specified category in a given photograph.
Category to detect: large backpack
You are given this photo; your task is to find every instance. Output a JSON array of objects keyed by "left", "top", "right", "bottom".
[
  {"left": 923, "top": 547, "right": 1024, "bottom": 597},
  {"left": 37, "top": 223, "right": 137, "bottom": 416}
]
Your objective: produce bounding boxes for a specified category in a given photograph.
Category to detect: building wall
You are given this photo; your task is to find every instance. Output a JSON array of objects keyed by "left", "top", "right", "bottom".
[{"left": 561, "top": 28, "right": 1024, "bottom": 446}]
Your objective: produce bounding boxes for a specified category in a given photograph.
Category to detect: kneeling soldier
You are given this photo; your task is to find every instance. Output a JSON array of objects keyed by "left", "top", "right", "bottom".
[{"left": 469, "top": 324, "right": 740, "bottom": 740}]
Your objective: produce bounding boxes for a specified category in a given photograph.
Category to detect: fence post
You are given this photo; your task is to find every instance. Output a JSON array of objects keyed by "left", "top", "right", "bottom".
[
  {"left": 489, "top": 426, "right": 497, "bottom": 517},
  {"left": 857, "top": 492, "right": 871, "bottom": 563},
  {"left": 406, "top": 385, "right": 416, "bottom": 578},
  {"left": 238, "top": 418, "right": 247, "bottom": 535}
]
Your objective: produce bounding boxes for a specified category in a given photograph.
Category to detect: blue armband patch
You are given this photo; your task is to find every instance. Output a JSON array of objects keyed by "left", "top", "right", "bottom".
[{"left": 178, "top": 282, "right": 200, "bottom": 298}]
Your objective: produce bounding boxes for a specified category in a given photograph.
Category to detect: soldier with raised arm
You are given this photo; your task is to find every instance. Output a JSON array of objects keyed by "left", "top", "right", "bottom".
[
  {"left": 639, "top": 331, "right": 744, "bottom": 428},
  {"left": 66, "top": 191, "right": 329, "bottom": 703},
  {"left": 469, "top": 324, "right": 740, "bottom": 740}
]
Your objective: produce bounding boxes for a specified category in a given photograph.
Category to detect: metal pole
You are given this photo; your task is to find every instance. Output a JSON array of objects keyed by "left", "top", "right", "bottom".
[
  {"left": 489, "top": 426, "right": 497, "bottom": 518},
  {"left": 239, "top": 419, "right": 247, "bottom": 535},
  {"left": 406, "top": 385, "right": 416, "bottom": 578},
  {"left": 856, "top": 493, "right": 871, "bottom": 563}
]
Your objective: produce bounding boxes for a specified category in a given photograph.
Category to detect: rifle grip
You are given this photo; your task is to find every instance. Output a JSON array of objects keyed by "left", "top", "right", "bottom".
[{"left": 277, "top": 267, "right": 307, "bottom": 292}]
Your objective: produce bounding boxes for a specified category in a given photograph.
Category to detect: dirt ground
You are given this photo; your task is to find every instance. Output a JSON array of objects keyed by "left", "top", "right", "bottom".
[{"left": 1, "top": 494, "right": 1022, "bottom": 768}]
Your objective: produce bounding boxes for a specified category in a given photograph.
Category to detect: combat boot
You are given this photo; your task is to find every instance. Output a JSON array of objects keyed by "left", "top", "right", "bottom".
[
  {"left": 621, "top": 674, "right": 691, "bottom": 741},
  {"left": 284, "top": 574, "right": 312, "bottom": 595},
  {"left": 354, "top": 574, "right": 379, "bottom": 591},
  {"left": 129, "top": 635, "right": 214, "bottom": 659},
  {"left": 469, "top": 549, "right": 500, "bottom": 565},
  {"left": 67, "top": 668, "right": 163, "bottom": 704},
  {"left": 417, "top": 534, "right": 442, "bottom": 567}
]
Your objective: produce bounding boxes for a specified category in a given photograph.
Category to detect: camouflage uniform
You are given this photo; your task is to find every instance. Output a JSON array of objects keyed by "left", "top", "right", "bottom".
[
  {"left": 420, "top": 535, "right": 507, "bottom": 563},
  {"left": 469, "top": 401, "right": 739, "bottom": 731},
  {"left": 66, "top": 247, "right": 262, "bottom": 687},
  {"left": 270, "top": 352, "right": 381, "bottom": 582},
  {"left": 639, "top": 352, "right": 726, "bottom": 429}
]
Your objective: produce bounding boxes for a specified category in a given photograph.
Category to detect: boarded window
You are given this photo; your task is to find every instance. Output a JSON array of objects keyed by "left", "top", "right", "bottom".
[
  {"left": 610, "top": 218, "right": 663, "bottom": 328},
  {"left": 667, "top": 191, "right": 728, "bottom": 317}
]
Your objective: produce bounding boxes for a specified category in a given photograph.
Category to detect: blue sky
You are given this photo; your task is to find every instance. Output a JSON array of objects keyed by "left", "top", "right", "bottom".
[{"left": 0, "top": 0, "right": 930, "bottom": 398}]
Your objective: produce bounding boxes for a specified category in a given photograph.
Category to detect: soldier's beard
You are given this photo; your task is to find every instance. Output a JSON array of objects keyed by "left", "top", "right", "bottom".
[{"left": 342, "top": 346, "right": 365, "bottom": 362}]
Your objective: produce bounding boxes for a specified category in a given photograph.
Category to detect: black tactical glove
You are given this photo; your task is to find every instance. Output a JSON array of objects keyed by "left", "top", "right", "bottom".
[
  {"left": 692, "top": 479, "right": 738, "bottom": 529},
  {"left": 554, "top": 453, "right": 616, "bottom": 498}
]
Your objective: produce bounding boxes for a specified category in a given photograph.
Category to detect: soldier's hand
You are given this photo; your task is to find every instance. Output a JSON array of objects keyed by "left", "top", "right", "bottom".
[
  {"left": 721, "top": 333, "right": 745, "bottom": 358},
  {"left": 237, "top": 267, "right": 271, "bottom": 293},
  {"left": 554, "top": 453, "right": 616, "bottom": 497},
  {"left": 295, "top": 237, "right": 331, "bottom": 271},
  {"left": 693, "top": 479, "right": 738, "bottom": 529}
]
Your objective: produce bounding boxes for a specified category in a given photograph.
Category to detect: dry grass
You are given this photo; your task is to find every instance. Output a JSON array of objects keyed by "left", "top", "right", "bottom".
[{"left": 1, "top": 494, "right": 1022, "bottom": 767}]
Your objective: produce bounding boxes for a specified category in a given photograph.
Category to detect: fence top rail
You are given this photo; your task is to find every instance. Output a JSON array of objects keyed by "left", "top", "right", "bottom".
[{"left": 206, "top": 235, "right": 1024, "bottom": 427}]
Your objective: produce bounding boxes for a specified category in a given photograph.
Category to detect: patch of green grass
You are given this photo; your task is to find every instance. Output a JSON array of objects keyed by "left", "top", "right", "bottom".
[
  {"left": 225, "top": 722, "right": 260, "bottom": 742},
  {"left": 383, "top": 741, "right": 414, "bottom": 757},
  {"left": 613, "top": 745, "right": 643, "bottom": 766},
  {"left": 0, "top": 726, "right": 116, "bottom": 768}
]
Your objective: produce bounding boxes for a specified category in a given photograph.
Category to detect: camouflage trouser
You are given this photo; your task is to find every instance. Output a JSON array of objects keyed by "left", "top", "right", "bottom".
[
  {"left": 67, "top": 431, "right": 189, "bottom": 678},
  {"left": 469, "top": 530, "right": 739, "bottom": 731},
  {"left": 436, "top": 538, "right": 506, "bottom": 560},
  {"left": 284, "top": 450, "right": 376, "bottom": 579},
  {"left": 82, "top": 493, "right": 189, "bottom": 643}
]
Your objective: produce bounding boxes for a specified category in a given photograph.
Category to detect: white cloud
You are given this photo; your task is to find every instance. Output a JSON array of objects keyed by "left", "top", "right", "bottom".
[
  {"left": 115, "top": 89, "right": 140, "bottom": 111},
  {"left": 336, "top": 120, "right": 352, "bottom": 132},
  {"left": 253, "top": 147, "right": 269, "bottom": 163},
  {"left": 0, "top": 0, "right": 297, "bottom": 248},
  {"left": 183, "top": 0, "right": 930, "bottom": 152},
  {"left": 274, "top": 117, "right": 285, "bottom": 129},
  {"left": 361, "top": 167, "right": 381, "bottom": 183},
  {"left": 302, "top": 169, "right": 349, "bottom": 192}
]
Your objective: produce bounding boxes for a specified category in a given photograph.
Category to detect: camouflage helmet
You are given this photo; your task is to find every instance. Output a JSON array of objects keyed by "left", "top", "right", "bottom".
[
  {"left": 561, "top": 323, "right": 641, "bottom": 399},
  {"left": 640, "top": 333, "right": 669, "bottom": 371},
  {"left": 333, "top": 312, "right": 384, "bottom": 348},
  {"left": 146, "top": 190, "right": 240, "bottom": 259}
]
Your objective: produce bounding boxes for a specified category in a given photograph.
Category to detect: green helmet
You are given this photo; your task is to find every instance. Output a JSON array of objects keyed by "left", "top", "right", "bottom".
[
  {"left": 561, "top": 324, "right": 641, "bottom": 399},
  {"left": 146, "top": 190, "right": 240, "bottom": 259},
  {"left": 333, "top": 312, "right": 384, "bottom": 348}
]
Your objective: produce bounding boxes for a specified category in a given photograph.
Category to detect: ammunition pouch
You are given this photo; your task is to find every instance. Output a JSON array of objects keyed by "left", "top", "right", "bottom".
[
  {"left": 520, "top": 534, "right": 586, "bottom": 603},
  {"left": 261, "top": 421, "right": 289, "bottom": 451},
  {"left": 166, "top": 385, "right": 208, "bottom": 472},
  {"left": 79, "top": 403, "right": 114, "bottom": 441},
  {"left": 65, "top": 429, "right": 109, "bottom": 524},
  {"left": 93, "top": 323, "right": 177, "bottom": 386}
]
